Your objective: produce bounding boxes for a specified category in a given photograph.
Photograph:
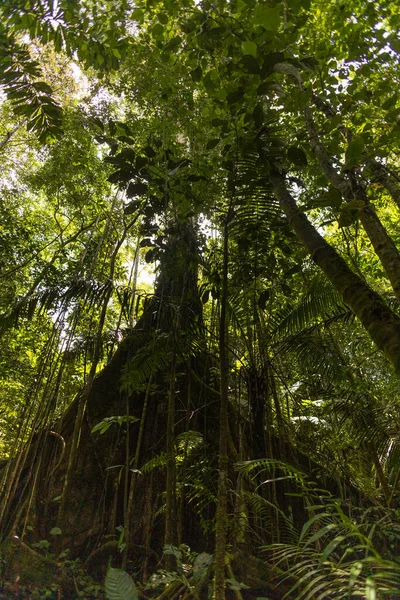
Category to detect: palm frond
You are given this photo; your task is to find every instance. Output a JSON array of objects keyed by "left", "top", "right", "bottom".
[
  {"left": 0, "top": 278, "right": 113, "bottom": 333},
  {"left": 243, "top": 490, "right": 298, "bottom": 544},
  {"left": 276, "top": 329, "right": 345, "bottom": 381},
  {"left": 140, "top": 452, "right": 168, "bottom": 474},
  {"left": 331, "top": 393, "right": 394, "bottom": 453},
  {"left": 264, "top": 491, "right": 400, "bottom": 599},
  {"left": 235, "top": 458, "right": 311, "bottom": 491},
  {"left": 272, "top": 275, "right": 348, "bottom": 340}
]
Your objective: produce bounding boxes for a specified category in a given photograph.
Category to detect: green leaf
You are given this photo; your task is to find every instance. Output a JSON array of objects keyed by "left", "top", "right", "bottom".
[
  {"left": 345, "top": 136, "right": 365, "bottom": 168},
  {"left": 257, "top": 81, "right": 274, "bottom": 95},
  {"left": 54, "top": 28, "right": 63, "bottom": 51},
  {"left": 118, "top": 136, "right": 135, "bottom": 145},
  {"left": 152, "top": 23, "right": 164, "bottom": 38},
  {"left": 144, "top": 145, "right": 156, "bottom": 158},
  {"left": 124, "top": 200, "right": 141, "bottom": 215},
  {"left": 32, "top": 81, "right": 53, "bottom": 94},
  {"left": 164, "top": 36, "right": 181, "bottom": 51},
  {"left": 127, "top": 182, "right": 148, "bottom": 197},
  {"left": 320, "top": 535, "right": 345, "bottom": 563},
  {"left": 348, "top": 561, "right": 363, "bottom": 589},
  {"left": 104, "top": 155, "right": 128, "bottom": 166},
  {"left": 241, "top": 55, "right": 260, "bottom": 74},
  {"left": 145, "top": 248, "right": 158, "bottom": 263},
  {"left": 181, "top": 19, "right": 197, "bottom": 34},
  {"left": 92, "top": 416, "right": 140, "bottom": 435},
  {"left": 287, "top": 0, "right": 308, "bottom": 14},
  {"left": 92, "top": 421, "right": 111, "bottom": 434},
  {"left": 338, "top": 211, "right": 358, "bottom": 228},
  {"left": 227, "top": 89, "right": 244, "bottom": 105},
  {"left": 391, "top": 124, "right": 400, "bottom": 138},
  {"left": 206, "top": 139, "right": 220, "bottom": 150},
  {"left": 136, "top": 156, "right": 148, "bottom": 170},
  {"left": 105, "top": 568, "right": 138, "bottom": 600},
  {"left": 287, "top": 146, "right": 308, "bottom": 167},
  {"left": 325, "top": 187, "right": 342, "bottom": 209},
  {"left": 49, "top": 527, "right": 62, "bottom": 536},
  {"left": 365, "top": 577, "right": 376, "bottom": 600},
  {"left": 131, "top": 8, "right": 144, "bottom": 22},
  {"left": 108, "top": 169, "right": 133, "bottom": 184},
  {"left": 258, "top": 290, "right": 270, "bottom": 310},
  {"left": 158, "top": 13, "right": 169, "bottom": 24},
  {"left": 305, "top": 523, "right": 337, "bottom": 546},
  {"left": 241, "top": 41, "right": 257, "bottom": 58},
  {"left": 338, "top": 199, "right": 364, "bottom": 227},
  {"left": 390, "top": 38, "right": 400, "bottom": 54},
  {"left": 300, "top": 513, "right": 332, "bottom": 542},
  {"left": 252, "top": 5, "right": 281, "bottom": 32},
  {"left": 260, "top": 52, "right": 285, "bottom": 77},
  {"left": 382, "top": 95, "right": 397, "bottom": 110},
  {"left": 190, "top": 65, "right": 203, "bottom": 82},
  {"left": 121, "top": 148, "right": 136, "bottom": 162},
  {"left": 193, "top": 552, "right": 213, "bottom": 583}
]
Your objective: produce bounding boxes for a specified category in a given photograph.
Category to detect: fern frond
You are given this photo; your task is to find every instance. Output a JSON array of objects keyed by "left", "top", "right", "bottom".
[
  {"left": 235, "top": 458, "right": 309, "bottom": 489},
  {"left": 121, "top": 331, "right": 174, "bottom": 393},
  {"left": 263, "top": 493, "right": 400, "bottom": 600},
  {"left": 140, "top": 452, "right": 168, "bottom": 474}
]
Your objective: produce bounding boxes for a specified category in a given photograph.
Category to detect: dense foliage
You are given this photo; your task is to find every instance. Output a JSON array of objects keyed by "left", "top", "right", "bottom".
[{"left": 0, "top": 0, "right": 399, "bottom": 598}]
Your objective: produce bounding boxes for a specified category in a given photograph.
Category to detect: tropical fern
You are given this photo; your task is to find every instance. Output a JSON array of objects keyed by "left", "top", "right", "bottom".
[
  {"left": 265, "top": 499, "right": 400, "bottom": 599},
  {"left": 239, "top": 459, "right": 400, "bottom": 598}
]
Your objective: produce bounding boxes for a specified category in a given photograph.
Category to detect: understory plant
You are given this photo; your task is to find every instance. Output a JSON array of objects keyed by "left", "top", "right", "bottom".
[{"left": 242, "top": 461, "right": 400, "bottom": 599}]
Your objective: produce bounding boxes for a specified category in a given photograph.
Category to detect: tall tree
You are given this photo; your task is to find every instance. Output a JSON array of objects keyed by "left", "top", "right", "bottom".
[{"left": 0, "top": 0, "right": 400, "bottom": 598}]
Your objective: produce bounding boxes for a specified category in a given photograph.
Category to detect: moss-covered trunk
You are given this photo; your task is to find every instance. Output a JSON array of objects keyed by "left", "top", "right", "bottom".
[{"left": 0, "top": 222, "right": 212, "bottom": 569}]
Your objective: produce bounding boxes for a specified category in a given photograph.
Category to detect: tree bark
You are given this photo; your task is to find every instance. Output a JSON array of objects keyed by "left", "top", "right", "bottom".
[
  {"left": 0, "top": 119, "right": 27, "bottom": 151},
  {"left": 0, "top": 221, "right": 207, "bottom": 560},
  {"left": 304, "top": 105, "right": 400, "bottom": 301},
  {"left": 367, "top": 159, "right": 400, "bottom": 211},
  {"left": 271, "top": 171, "right": 400, "bottom": 374}
]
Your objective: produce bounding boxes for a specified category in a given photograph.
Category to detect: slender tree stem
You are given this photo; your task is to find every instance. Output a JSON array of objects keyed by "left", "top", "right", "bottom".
[{"left": 214, "top": 214, "right": 230, "bottom": 600}]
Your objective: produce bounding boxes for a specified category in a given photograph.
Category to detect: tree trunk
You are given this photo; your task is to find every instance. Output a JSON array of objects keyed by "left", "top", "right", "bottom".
[
  {"left": 367, "top": 160, "right": 400, "bottom": 211},
  {"left": 0, "top": 221, "right": 210, "bottom": 564},
  {"left": 0, "top": 119, "right": 27, "bottom": 152},
  {"left": 271, "top": 170, "right": 400, "bottom": 374},
  {"left": 304, "top": 105, "right": 400, "bottom": 301}
]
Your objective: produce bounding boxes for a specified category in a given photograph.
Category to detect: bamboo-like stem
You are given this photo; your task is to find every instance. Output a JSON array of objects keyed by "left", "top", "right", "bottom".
[
  {"left": 122, "top": 374, "right": 153, "bottom": 569},
  {"left": 214, "top": 212, "right": 230, "bottom": 600},
  {"left": 164, "top": 354, "right": 177, "bottom": 567},
  {"left": 57, "top": 200, "right": 125, "bottom": 539}
]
